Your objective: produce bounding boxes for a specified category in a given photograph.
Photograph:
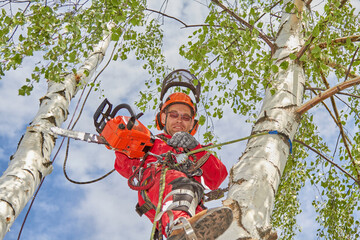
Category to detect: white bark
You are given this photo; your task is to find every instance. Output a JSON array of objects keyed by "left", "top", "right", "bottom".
[
  {"left": 219, "top": 1, "right": 306, "bottom": 239},
  {"left": 0, "top": 32, "right": 111, "bottom": 239}
]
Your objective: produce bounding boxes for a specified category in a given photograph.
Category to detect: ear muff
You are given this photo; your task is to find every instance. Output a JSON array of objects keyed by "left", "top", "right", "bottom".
[
  {"left": 189, "top": 119, "right": 199, "bottom": 136},
  {"left": 155, "top": 112, "right": 164, "bottom": 130}
]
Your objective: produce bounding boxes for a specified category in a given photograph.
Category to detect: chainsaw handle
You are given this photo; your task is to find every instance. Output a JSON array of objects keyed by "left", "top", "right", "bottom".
[
  {"left": 110, "top": 103, "right": 135, "bottom": 118},
  {"left": 94, "top": 99, "right": 142, "bottom": 133},
  {"left": 110, "top": 103, "right": 137, "bottom": 130},
  {"left": 94, "top": 98, "right": 113, "bottom": 134}
]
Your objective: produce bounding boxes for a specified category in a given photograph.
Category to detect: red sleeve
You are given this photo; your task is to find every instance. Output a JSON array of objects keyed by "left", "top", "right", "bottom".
[
  {"left": 192, "top": 144, "right": 228, "bottom": 190},
  {"left": 114, "top": 151, "right": 141, "bottom": 179}
]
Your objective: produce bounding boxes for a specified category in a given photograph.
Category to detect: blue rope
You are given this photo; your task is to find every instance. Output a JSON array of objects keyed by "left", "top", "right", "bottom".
[{"left": 268, "top": 130, "right": 292, "bottom": 154}]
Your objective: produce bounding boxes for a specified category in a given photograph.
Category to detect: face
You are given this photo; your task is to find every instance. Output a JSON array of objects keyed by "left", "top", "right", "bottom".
[{"left": 161, "top": 104, "right": 194, "bottom": 136}]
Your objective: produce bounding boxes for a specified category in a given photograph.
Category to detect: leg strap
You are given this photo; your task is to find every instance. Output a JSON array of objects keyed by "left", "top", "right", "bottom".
[
  {"left": 171, "top": 217, "right": 198, "bottom": 240},
  {"left": 154, "top": 177, "right": 204, "bottom": 237}
]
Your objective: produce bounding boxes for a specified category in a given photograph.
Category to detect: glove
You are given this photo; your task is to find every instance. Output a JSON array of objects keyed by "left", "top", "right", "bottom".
[{"left": 167, "top": 132, "right": 199, "bottom": 150}]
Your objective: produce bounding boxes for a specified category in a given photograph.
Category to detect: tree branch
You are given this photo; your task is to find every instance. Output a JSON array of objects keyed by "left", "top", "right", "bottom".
[
  {"left": 145, "top": 8, "right": 238, "bottom": 30},
  {"left": 308, "top": 88, "right": 338, "bottom": 125},
  {"left": 210, "top": 0, "right": 275, "bottom": 55},
  {"left": 335, "top": 95, "right": 360, "bottom": 119},
  {"left": 145, "top": 8, "right": 189, "bottom": 27},
  {"left": 315, "top": 35, "right": 360, "bottom": 49},
  {"left": 307, "top": 85, "right": 353, "bottom": 146},
  {"left": 296, "top": 76, "right": 360, "bottom": 115},
  {"left": 305, "top": 87, "right": 360, "bottom": 99},
  {"left": 320, "top": 55, "right": 359, "bottom": 79},
  {"left": 305, "top": 0, "right": 313, "bottom": 7},
  {"left": 344, "top": 46, "right": 359, "bottom": 82},
  {"left": 7, "top": 2, "right": 31, "bottom": 42},
  {"left": 320, "top": 73, "right": 360, "bottom": 181},
  {"left": 294, "top": 139, "right": 360, "bottom": 187},
  {"left": 254, "top": 0, "right": 282, "bottom": 24}
]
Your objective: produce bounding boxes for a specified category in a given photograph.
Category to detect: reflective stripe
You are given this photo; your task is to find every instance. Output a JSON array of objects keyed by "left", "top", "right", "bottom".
[{"left": 200, "top": 176, "right": 211, "bottom": 190}]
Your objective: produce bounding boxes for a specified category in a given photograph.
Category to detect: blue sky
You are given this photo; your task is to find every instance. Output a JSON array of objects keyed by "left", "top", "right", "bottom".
[{"left": 0, "top": 1, "right": 359, "bottom": 240}]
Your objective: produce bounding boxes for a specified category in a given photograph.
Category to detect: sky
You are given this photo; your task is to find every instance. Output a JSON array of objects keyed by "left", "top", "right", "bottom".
[{"left": 0, "top": 0, "right": 359, "bottom": 240}]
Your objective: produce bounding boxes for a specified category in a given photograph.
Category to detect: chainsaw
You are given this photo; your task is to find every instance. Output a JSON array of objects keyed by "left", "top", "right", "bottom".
[{"left": 51, "top": 98, "right": 155, "bottom": 159}]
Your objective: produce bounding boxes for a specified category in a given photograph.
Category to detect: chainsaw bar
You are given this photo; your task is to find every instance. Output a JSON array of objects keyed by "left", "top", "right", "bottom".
[{"left": 51, "top": 126, "right": 107, "bottom": 145}]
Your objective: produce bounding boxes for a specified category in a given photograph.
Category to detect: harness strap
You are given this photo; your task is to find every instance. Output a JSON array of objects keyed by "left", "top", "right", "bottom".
[{"left": 135, "top": 200, "right": 156, "bottom": 217}]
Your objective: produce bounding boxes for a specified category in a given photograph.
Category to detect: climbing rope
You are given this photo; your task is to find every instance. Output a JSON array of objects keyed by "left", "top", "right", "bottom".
[
  {"left": 150, "top": 163, "right": 168, "bottom": 240},
  {"left": 186, "top": 130, "right": 293, "bottom": 156},
  {"left": 63, "top": 138, "right": 116, "bottom": 184},
  {"left": 186, "top": 131, "right": 293, "bottom": 202}
]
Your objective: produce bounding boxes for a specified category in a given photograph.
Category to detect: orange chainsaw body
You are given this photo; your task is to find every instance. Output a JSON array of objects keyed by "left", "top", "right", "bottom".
[{"left": 101, "top": 116, "right": 154, "bottom": 159}]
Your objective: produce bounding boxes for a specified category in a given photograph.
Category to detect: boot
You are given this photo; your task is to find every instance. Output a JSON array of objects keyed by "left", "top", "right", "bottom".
[{"left": 167, "top": 207, "right": 233, "bottom": 240}]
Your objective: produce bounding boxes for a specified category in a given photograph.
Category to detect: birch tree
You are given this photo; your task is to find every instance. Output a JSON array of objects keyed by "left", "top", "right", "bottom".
[
  {"left": 172, "top": 0, "right": 360, "bottom": 239},
  {"left": 0, "top": 0, "right": 163, "bottom": 238},
  {"left": 0, "top": 0, "right": 359, "bottom": 240},
  {"left": 0, "top": 32, "right": 112, "bottom": 239}
]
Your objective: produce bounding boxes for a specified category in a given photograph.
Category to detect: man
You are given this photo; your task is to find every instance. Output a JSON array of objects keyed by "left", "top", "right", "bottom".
[{"left": 114, "top": 70, "right": 232, "bottom": 240}]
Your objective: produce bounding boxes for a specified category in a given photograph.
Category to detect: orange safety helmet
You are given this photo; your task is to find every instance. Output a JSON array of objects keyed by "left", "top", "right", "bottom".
[{"left": 155, "top": 69, "right": 201, "bottom": 136}]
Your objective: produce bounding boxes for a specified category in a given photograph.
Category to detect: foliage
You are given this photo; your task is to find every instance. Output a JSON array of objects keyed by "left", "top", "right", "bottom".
[{"left": 0, "top": 0, "right": 166, "bottom": 95}]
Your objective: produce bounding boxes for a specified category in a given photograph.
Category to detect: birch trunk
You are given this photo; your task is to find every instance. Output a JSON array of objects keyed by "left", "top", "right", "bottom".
[
  {"left": 0, "top": 32, "right": 111, "bottom": 239},
  {"left": 220, "top": 1, "right": 305, "bottom": 239}
]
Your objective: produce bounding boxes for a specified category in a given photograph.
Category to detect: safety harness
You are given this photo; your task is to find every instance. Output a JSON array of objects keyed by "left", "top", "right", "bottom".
[{"left": 126, "top": 134, "right": 211, "bottom": 239}]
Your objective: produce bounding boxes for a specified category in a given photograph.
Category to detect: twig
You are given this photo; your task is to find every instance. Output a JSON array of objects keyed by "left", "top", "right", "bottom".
[
  {"left": 339, "top": 0, "right": 349, "bottom": 8},
  {"left": 146, "top": 8, "right": 189, "bottom": 27},
  {"left": 296, "top": 76, "right": 360, "bottom": 115},
  {"left": 320, "top": 73, "right": 360, "bottom": 180},
  {"left": 307, "top": 86, "right": 353, "bottom": 144},
  {"left": 210, "top": 0, "right": 275, "bottom": 55},
  {"left": 254, "top": 0, "right": 282, "bottom": 24},
  {"left": 335, "top": 95, "right": 360, "bottom": 119},
  {"left": 344, "top": 46, "right": 359, "bottom": 82},
  {"left": 7, "top": 2, "right": 31, "bottom": 42},
  {"left": 294, "top": 139, "right": 360, "bottom": 187}
]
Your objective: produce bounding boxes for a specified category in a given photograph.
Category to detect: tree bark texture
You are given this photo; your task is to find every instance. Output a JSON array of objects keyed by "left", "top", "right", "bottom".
[
  {"left": 0, "top": 33, "right": 111, "bottom": 239},
  {"left": 220, "top": 1, "right": 306, "bottom": 239}
]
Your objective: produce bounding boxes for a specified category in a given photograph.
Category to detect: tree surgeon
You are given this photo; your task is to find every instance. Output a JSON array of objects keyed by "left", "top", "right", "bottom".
[{"left": 113, "top": 69, "right": 233, "bottom": 240}]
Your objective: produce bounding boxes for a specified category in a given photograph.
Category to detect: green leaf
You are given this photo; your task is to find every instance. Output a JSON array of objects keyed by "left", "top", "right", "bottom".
[
  {"left": 198, "top": 115, "right": 206, "bottom": 125},
  {"left": 299, "top": 54, "right": 307, "bottom": 61},
  {"left": 69, "top": 51, "right": 76, "bottom": 63},
  {"left": 18, "top": 85, "right": 33, "bottom": 96},
  {"left": 280, "top": 61, "right": 289, "bottom": 70},
  {"left": 312, "top": 25, "right": 320, "bottom": 37},
  {"left": 271, "top": 65, "right": 279, "bottom": 73},
  {"left": 289, "top": 53, "right": 297, "bottom": 60}
]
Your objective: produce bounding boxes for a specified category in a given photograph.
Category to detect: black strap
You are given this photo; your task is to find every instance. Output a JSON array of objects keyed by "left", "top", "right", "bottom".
[{"left": 135, "top": 201, "right": 156, "bottom": 216}]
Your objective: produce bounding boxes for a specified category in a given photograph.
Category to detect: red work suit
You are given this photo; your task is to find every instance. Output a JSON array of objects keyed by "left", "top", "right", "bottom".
[{"left": 114, "top": 133, "right": 228, "bottom": 235}]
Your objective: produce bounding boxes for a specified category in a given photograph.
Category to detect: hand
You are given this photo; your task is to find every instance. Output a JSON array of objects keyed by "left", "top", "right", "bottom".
[{"left": 167, "top": 132, "right": 199, "bottom": 149}]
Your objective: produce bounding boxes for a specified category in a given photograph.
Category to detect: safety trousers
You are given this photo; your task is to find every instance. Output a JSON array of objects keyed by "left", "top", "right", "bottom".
[{"left": 137, "top": 169, "right": 205, "bottom": 237}]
